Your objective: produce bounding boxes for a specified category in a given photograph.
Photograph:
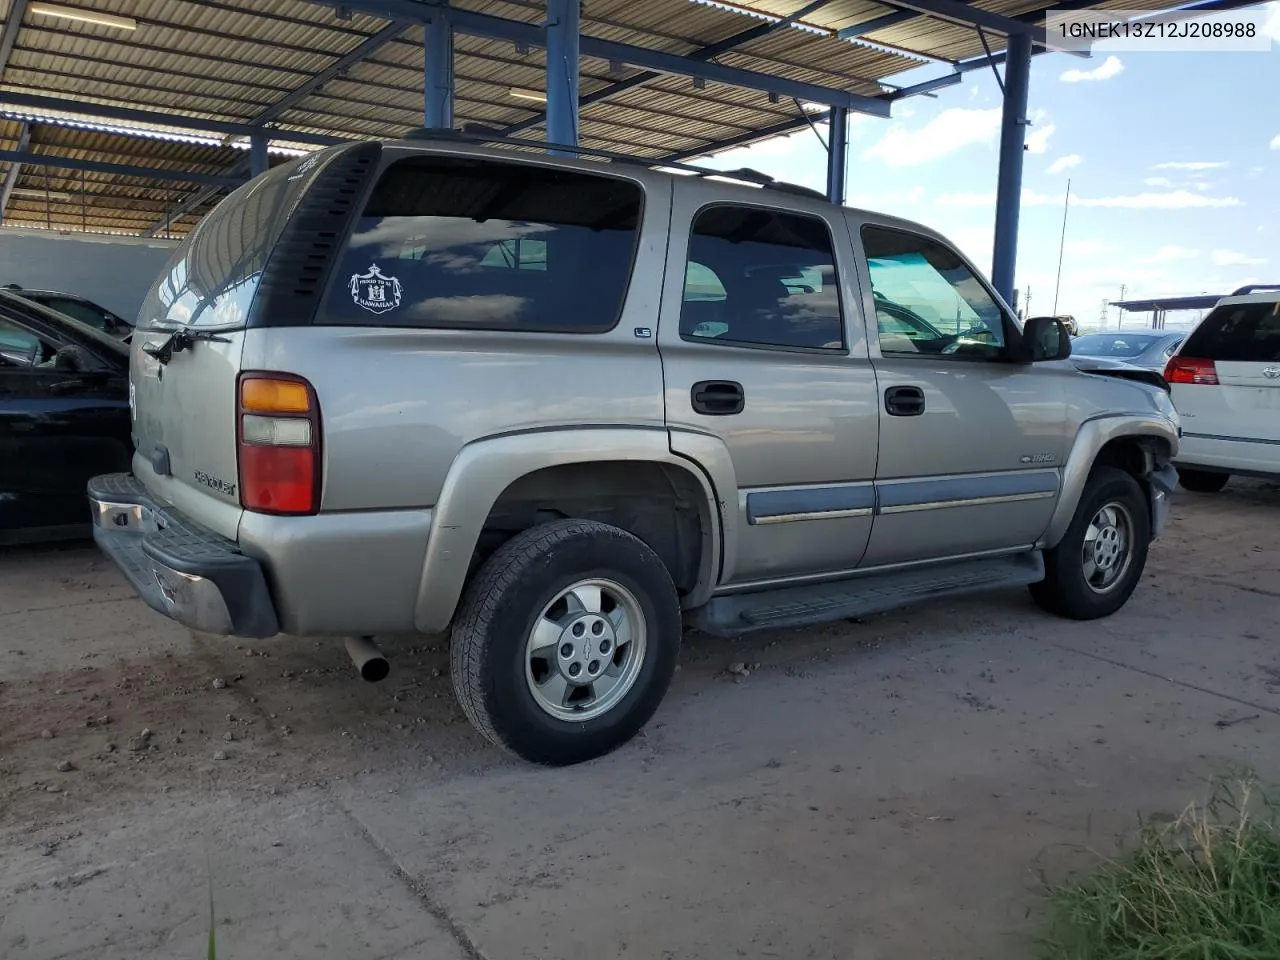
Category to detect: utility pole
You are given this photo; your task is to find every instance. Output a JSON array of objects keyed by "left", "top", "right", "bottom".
[
  {"left": 1099, "top": 298, "right": 1109, "bottom": 326},
  {"left": 1117, "top": 284, "right": 1127, "bottom": 329},
  {"left": 1023, "top": 286, "right": 1032, "bottom": 319}
]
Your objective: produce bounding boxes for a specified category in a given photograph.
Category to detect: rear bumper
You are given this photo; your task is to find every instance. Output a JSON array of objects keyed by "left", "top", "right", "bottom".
[{"left": 86, "top": 473, "right": 280, "bottom": 638}]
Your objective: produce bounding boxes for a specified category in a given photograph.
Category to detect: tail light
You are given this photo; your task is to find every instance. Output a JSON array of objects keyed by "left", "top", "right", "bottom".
[
  {"left": 1164, "top": 356, "right": 1219, "bottom": 385},
  {"left": 237, "top": 373, "right": 321, "bottom": 515}
]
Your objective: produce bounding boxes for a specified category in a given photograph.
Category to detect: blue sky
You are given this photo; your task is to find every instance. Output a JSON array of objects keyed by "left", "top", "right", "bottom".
[{"left": 703, "top": 3, "right": 1279, "bottom": 331}]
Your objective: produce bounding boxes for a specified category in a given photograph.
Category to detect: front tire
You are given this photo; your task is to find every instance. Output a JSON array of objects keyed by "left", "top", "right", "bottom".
[
  {"left": 449, "top": 519, "right": 681, "bottom": 766},
  {"left": 1177, "top": 468, "right": 1230, "bottom": 493},
  {"left": 1030, "top": 467, "right": 1150, "bottom": 620}
]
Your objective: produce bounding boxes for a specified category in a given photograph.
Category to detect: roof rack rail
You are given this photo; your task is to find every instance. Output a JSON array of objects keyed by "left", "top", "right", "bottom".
[
  {"left": 1230, "top": 284, "right": 1280, "bottom": 296},
  {"left": 401, "top": 126, "right": 829, "bottom": 203}
]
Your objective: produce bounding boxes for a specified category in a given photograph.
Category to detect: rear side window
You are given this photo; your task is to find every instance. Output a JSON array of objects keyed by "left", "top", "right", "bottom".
[
  {"left": 1182, "top": 301, "right": 1280, "bottom": 362},
  {"left": 679, "top": 205, "right": 844, "bottom": 351},
  {"left": 138, "top": 146, "right": 343, "bottom": 329},
  {"left": 322, "top": 156, "right": 643, "bottom": 332}
]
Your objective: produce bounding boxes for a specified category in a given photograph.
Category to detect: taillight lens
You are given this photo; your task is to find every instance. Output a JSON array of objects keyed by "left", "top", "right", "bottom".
[
  {"left": 237, "top": 373, "right": 321, "bottom": 515},
  {"left": 1164, "top": 356, "right": 1219, "bottom": 385}
]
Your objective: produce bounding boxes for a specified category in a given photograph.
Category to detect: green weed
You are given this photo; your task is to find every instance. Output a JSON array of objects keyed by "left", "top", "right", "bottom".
[{"left": 1040, "top": 773, "right": 1280, "bottom": 960}]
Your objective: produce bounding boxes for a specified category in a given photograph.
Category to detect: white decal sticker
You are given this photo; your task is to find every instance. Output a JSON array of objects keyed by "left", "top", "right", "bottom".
[
  {"left": 349, "top": 263, "right": 403, "bottom": 314},
  {"left": 287, "top": 154, "right": 320, "bottom": 181}
]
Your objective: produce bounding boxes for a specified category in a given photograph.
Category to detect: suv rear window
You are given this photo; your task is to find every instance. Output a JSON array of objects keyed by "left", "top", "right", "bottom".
[
  {"left": 1182, "top": 301, "right": 1280, "bottom": 362},
  {"left": 322, "top": 156, "right": 643, "bottom": 332}
]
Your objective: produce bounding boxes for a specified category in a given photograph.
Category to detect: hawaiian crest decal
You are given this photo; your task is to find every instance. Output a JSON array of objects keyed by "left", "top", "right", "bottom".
[{"left": 349, "top": 263, "right": 403, "bottom": 314}]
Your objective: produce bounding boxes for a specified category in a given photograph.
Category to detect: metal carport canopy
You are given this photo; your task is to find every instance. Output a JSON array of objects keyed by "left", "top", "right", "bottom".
[{"left": 0, "top": 0, "right": 1261, "bottom": 295}]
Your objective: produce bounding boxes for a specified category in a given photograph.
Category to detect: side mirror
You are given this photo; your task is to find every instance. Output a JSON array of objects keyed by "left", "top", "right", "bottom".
[{"left": 1019, "top": 316, "right": 1072, "bottom": 363}]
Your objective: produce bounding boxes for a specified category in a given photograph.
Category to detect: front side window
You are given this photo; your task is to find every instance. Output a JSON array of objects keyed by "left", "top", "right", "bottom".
[
  {"left": 324, "top": 156, "right": 643, "bottom": 332},
  {"left": 861, "top": 225, "right": 1006, "bottom": 360},
  {"left": 679, "top": 206, "right": 844, "bottom": 351}
]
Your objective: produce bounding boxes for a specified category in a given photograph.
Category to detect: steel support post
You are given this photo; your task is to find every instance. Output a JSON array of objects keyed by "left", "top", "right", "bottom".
[
  {"left": 826, "top": 106, "right": 848, "bottom": 204},
  {"left": 249, "top": 135, "right": 269, "bottom": 177},
  {"left": 545, "top": 0, "right": 580, "bottom": 153},
  {"left": 424, "top": 7, "right": 454, "bottom": 129},
  {"left": 990, "top": 31, "right": 1032, "bottom": 307}
]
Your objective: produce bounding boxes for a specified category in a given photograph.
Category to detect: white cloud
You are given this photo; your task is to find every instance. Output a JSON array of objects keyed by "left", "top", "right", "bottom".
[
  {"left": 1143, "top": 176, "right": 1175, "bottom": 188},
  {"left": 1026, "top": 123, "right": 1056, "bottom": 155},
  {"left": 1271, "top": 134, "right": 1280, "bottom": 150},
  {"left": 1139, "top": 246, "right": 1200, "bottom": 264},
  {"left": 1153, "top": 161, "right": 1229, "bottom": 171},
  {"left": 1194, "top": 183, "right": 1212, "bottom": 192},
  {"left": 1074, "top": 190, "right": 1241, "bottom": 210},
  {"left": 1047, "top": 154, "right": 1081, "bottom": 175},
  {"left": 967, "top": 85, "right": 980, "bottom": 101},
  {"left": 1060, "top": 56, "right": 1124, "bottom": 83},
  {"left": 860, "top": 107, "right": 1001, "bottom": 167},
  {"left": 1211, "top": 249, "right": 1267, "bottom": 266},
  {"left": 1265, "top": 2, "right": 1280, "bottom": 41},
  {"left": 937, "top": 188, "right": 1241, "bottom": 210},
  {"left": 1065, "top": 239, "right": 1116, "bottom": 257},
  {"left": 904, "top": 185, "right": 925, "bottom": 202}
]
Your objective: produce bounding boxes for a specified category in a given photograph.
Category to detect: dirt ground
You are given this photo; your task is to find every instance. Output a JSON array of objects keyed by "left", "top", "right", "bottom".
[{"left": 3, "top": 480, "right": 1279, "bottom": 960}]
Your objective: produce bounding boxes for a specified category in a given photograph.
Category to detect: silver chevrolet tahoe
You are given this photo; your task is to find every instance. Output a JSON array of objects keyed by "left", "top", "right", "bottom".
[{"left": 89, "top": 136, "right": 1180, "bottom": 765}]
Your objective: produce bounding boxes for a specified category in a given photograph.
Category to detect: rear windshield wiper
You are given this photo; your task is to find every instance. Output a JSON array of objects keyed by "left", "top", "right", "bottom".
[{"left": 142, "top": 327, "right": 231, "bottom": 365}]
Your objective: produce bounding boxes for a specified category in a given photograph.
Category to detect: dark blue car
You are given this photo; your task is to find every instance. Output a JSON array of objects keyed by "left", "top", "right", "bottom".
[{"left": 0, "top": 289, "right": 132, "bottom": 545}]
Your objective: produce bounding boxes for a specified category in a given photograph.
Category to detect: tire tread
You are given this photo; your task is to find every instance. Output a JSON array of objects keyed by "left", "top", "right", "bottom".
[{"left": 449, "top": 519, "right": 678, "bottom": 761}]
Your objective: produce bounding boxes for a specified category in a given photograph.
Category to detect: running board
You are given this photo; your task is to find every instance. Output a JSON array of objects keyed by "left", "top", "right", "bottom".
[{"left": 691, "top": 552, "right": 1045, "bottom": 638}]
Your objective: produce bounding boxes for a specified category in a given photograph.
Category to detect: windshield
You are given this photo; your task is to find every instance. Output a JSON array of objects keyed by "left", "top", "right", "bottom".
[{"left": 1071, "top": 333, "right": 1161, "bottom": 358}]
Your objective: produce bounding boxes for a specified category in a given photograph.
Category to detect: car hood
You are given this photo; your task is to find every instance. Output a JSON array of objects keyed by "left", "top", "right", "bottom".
[{"left": 1069, "top": 354, "right": 1169, "bottom": 391}]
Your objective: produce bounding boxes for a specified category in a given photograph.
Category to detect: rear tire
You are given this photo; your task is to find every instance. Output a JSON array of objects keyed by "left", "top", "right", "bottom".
[
  {"left": 1177, "top": 468, "right": 1230, "bottom": 493},
  {"left": 449, "top": 519, "right": 681, "bottom": 766},
  {"left": 1030, "top": 466, "right": 1150, "bottom": 620}
]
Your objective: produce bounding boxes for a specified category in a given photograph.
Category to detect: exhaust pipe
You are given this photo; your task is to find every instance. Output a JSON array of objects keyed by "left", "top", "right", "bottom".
[{"left": 344, "top": 636, "right": 389, "bottom": 683}]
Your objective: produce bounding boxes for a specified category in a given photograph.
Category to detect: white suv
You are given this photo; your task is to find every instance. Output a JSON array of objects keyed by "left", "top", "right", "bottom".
[{"left": 1164, "top": 286, "right": 1280, "bottom": 492}]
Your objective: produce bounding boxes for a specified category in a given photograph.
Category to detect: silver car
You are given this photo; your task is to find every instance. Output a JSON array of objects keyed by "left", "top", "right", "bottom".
[
  {"left": 1071, "top": 331, "right": 1184, "bottom": 373},
  {"left": 86, "top": 137, "right": 1181, "bottom": 765}
]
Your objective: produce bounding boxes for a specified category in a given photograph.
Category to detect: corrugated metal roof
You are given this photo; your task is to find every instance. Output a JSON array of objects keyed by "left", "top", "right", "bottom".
[{"left": 0, "top": 0, "right": 1140, "bottom": 234}]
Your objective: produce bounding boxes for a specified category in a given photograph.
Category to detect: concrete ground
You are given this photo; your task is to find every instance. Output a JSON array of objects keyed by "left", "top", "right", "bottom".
[{"left": 2, "top": 480, "right": 1279, "bottom": 960}]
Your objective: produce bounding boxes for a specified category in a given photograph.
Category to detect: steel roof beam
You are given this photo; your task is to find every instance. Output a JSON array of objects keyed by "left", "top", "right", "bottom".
[
  {"left": 0, "top": 0, "right": 29, "bottom": 82},
  {"left": 0, "top": 122, "right": 32, "bottom": 222},
  {"left": 0, "top": 91, "right": 344, "bottom": 147},
  {"left": 303, "top": 0, "right": 891, "bottom": 115},
  {"left": 836, "top": 10, "right": 917, "bottom": 38},
  {"left": 251, "top": 22, "right": 410, "bottom": 127},
  {"left": 502, "top": 0, "right": 841, "bottom": 137},
  {"left": 0, "top": 149, "right": 244, "bottom": 187},
  {"left": 144, "top": 157, "right": 250, "bottom": 237},
  {"left": 876, "top": 0, "right": 1046, "bottom": 39}
]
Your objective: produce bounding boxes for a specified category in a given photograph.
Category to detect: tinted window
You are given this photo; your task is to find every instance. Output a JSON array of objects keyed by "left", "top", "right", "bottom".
[
  {"left": 0, "top": 316, "right": 44, "bottom": 365},
  {"left": 324, "top": 156, "right": 643, "bottom": 332},
  {"left": 679, "top": 206, "right": 844, "bottom": 350},
  {"left": 1181, "top": 301, "right": 1280, "bottom": 362},
  {"left": 30, "top": 295, "right": 126, "bottom": 332},
  {"left": 861, "top": 225, "right": 1005, "bottom": 359},
  {"left": 138, "top": 145, "right": 343, "bottom": 329},
  {"left": 1072, "top": 333, "right": 1160, "bottom": 358}
]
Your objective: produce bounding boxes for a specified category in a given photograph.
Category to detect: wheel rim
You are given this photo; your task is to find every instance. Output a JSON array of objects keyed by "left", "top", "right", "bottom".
[
  {"left": 1080, "top": 500, "right": 1135, "bottom": 594},
  {"left": 524, "top": 578, "right": 647, "bottom": 722}
]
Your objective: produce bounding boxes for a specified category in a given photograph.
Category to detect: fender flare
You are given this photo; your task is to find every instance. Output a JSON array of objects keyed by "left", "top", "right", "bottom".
[
  {"left": 1038, "top": 413, "right": 1180, "bottom": 548},
  {"left": 413, "top": 427, "right": 725, "bottom": 634}
]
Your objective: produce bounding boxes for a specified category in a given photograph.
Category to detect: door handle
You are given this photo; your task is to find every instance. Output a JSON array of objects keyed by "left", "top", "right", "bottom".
[
  {"left": 884, "top": 385, "right": 925, "bottom": 417},
  {"left": 691, "top": 380, "right": 745, "bottom": 416}
]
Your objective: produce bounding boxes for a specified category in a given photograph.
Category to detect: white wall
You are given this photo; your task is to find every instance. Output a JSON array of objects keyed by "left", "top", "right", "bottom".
[{"left": 0, "top": 228, "right": 178, "bottom": 321}]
